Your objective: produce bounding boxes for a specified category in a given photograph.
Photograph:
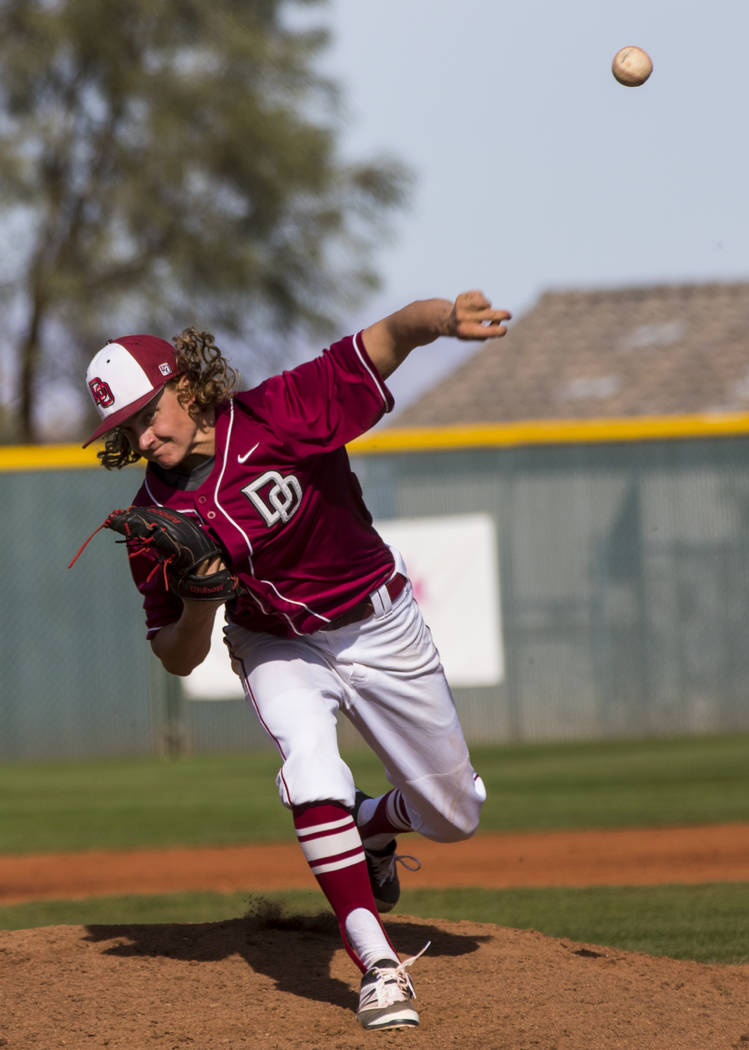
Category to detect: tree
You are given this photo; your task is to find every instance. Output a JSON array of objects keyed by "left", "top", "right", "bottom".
[{"left": 0, "top": 0, "right": 410, "bottom": 442}]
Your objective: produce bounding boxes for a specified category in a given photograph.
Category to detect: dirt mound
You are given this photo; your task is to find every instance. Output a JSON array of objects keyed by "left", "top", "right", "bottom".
[{"left": 2, "top": 907, "right": 748, "bottom": 1049}]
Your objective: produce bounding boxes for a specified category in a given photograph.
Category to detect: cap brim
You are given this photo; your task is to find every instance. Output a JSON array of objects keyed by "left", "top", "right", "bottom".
[{"left": 82, "top": 384, "right": 169, "bottom": 448}]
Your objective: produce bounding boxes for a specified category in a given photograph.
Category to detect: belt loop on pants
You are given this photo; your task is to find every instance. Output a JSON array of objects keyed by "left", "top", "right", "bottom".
[
  {"left": 370, "top": 580, "right": 393, "bottom": 617},
  {"left": 322, "top": 573, "right": 407, "bottom": 631}
]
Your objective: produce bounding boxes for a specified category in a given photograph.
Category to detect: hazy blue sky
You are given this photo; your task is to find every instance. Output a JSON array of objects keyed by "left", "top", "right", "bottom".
[{"left": 324, "top": 0, "right": 749, "bottom": 413}]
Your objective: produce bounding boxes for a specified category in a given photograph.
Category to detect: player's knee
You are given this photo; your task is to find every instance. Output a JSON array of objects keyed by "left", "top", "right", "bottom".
[
  {"left": 409, "top": 773, "right": 486, "bottom": 843},
  {"left": 430, "top": 805, "right": 481, "bottom": 843}
]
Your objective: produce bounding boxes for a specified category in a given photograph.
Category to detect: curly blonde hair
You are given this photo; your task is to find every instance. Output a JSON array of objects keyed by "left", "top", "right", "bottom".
[{"left": 97, "top": 328, "right": 239, "bottom": 470}]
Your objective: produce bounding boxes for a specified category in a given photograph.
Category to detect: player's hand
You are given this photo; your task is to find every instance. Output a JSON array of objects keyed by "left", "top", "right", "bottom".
[
  {"left": 180, "top": 553, "right": 232, "bottom": 606},
  {"left": 445, "top": 290, "right": 511, "bottom": 340}
]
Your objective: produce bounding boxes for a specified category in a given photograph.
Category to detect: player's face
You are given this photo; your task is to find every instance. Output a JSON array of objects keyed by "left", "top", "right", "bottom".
[{"left": 119, "top": 381, "right": 215, "bottom": 469}]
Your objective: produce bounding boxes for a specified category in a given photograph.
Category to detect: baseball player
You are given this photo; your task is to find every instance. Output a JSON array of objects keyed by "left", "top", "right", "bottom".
[{"left": 80, "top": 290, "right": 511, "bottom": 1031}]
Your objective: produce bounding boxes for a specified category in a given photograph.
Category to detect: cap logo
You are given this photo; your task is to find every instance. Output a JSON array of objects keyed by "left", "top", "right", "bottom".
[
  {"left": 89, "top": 376, "right": 115, "bottom": 408},
  {"left": 158, "top": 362, "right": 173, "bottom": 377}
]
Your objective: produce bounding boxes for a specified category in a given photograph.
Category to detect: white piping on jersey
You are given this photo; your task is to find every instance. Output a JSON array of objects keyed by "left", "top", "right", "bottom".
[
  {"left": 259, "top": 576, "right": 332, "bottom": 629},
  {"left": 353, "top": 330, "right": 390, "bottom": 407},
  {"left": 213, "top": 400, "right": 256, "bottom": 575},
  {"left": 210, "top": 400, "right": 278, "bottom": 624},
  {"left": 141, "top": 476, "right": 201, "bottom": 516},
  {"left": 142, "top": 476, "right": 163, "bottom": 506}
]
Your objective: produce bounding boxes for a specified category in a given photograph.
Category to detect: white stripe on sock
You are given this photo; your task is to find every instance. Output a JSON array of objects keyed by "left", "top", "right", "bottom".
[
  {"left": 296, "top": 815, "right": 354, "bottom": 839},
  {"left": 298, "top": 825, "right": 362, "bottom": 864},
  {"left": 386, "top": 791, "right": 412, "bottom": 832},
  {"left": 310, "top": 850, "right": 366, "bottom": 875}
]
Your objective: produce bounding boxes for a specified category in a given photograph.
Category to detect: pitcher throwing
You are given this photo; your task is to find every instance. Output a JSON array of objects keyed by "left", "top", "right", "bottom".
[{"left": 77, "top": 290, "right": 510, "bottom": 1031}]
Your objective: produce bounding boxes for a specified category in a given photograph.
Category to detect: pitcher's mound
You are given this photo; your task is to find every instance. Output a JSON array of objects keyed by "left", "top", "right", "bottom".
[{"left": 2, "top": 906, "right": 748, "bottom": 1049}]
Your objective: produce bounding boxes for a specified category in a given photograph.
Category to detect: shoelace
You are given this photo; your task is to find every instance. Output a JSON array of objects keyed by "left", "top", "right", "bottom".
[
  {"left": 369, "top": 942, "right": 431, "bottom": 1005},
  {"left": 369, "top": 850, "right": 422, "bottom": 887}
]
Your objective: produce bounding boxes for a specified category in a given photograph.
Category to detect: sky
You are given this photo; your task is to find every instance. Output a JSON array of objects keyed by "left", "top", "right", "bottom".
[{"left": 322, "top": 0, "right": 749, "bottom": 416}]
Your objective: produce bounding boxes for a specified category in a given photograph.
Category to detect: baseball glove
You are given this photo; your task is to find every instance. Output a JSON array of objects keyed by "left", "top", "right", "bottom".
[{"left": 69, "top": 505, "right": 239, "bottom": 602}]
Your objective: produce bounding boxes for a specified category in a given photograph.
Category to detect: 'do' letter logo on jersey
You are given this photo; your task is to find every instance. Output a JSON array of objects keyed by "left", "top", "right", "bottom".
[
  {"left": 242, "top": 471, "right": 303, "bottom": 527},
  {"left": 89, "top": 376, "right": 115, "bottom": 408}
]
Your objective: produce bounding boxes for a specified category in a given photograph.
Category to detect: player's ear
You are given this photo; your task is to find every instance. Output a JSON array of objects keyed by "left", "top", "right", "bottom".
[{"left": 173, "top": 374, "right": 196, "bottom": 410}]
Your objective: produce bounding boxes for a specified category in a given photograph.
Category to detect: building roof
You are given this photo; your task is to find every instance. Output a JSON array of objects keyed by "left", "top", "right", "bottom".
[{"left": 394, "top": 281, "right": 749, "bottom": 426}]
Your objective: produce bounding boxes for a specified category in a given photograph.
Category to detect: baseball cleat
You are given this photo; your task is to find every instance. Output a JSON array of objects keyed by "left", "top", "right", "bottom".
[
  {"left": 364, "top": 840, "right": 416, "bottom": 913},
  {"left": 352, "top": 790, "right": 421, "bottom": 913},
  {"left": 355, "top": 946, "right": 429, "bottom": 1031}
]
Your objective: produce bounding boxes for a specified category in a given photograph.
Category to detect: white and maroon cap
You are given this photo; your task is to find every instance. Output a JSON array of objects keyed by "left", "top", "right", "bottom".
[{"left": 83, "top": 335, "right": 183, "bottom": 447}]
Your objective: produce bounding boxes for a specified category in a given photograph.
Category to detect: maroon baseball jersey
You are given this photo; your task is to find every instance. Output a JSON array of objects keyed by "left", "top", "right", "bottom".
[{"left": 128, "top": 332, "right": 397, "bottom": 638}]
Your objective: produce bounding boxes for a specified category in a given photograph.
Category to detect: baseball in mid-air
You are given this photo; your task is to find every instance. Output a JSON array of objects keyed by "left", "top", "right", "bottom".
[{"left": 611, "top": 46, "right": 653, "bottom": 87}]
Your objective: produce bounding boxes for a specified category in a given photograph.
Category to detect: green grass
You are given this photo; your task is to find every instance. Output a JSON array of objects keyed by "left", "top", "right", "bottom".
[
  {"left": 470, "top": 733, "right": 749, "bottom": 831},
  {"left": 403, "top": 883, "right": 749, "bottom": 964},
  {"left": 0, "top": 751, "right": 286, "bottom": 854},
  {"left": 1, "top": 883, "right": 746, "bottom": 964},
  {"left": 1, "top": 733, "right": 747, "bottom": 855}
]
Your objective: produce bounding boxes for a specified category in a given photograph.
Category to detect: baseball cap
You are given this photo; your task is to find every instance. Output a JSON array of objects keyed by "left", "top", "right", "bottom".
[{"left": 82, "top": 335, "right": 183, "bottom": 447}]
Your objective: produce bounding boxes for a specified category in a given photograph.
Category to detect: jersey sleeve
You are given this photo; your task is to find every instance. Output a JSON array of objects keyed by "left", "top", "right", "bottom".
[{"left": 238, "top": 332, "right": 394, "bottom": 455}]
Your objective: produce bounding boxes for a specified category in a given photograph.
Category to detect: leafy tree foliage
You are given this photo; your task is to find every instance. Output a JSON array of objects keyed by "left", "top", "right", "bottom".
[{"left": 0, "top": 0, "right": 410, "bottom": 441}]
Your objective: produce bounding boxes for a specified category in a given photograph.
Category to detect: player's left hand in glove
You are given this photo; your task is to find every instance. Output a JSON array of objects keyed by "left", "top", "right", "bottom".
[{"left": 69, "top": 505, "right": 239, "bottom": 602}]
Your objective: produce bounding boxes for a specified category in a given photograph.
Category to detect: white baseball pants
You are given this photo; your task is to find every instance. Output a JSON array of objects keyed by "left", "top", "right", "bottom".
[{"left": 224, "top": 578, "right": 485, "bottom": 842}]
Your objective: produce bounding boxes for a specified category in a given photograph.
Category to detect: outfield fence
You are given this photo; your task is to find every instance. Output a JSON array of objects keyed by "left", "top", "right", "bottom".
[{"left": 2, "top": 414, "right": 749, "bottom": 760}]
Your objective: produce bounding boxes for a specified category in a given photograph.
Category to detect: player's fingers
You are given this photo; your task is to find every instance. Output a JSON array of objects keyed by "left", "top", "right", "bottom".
[
  {"left": 195, "top": 554, "right": 226, "bottom": 576},
  {"left": 456, "top": 318, "right": 511, "bottom": 340},
  {"left": 445, "top": 292, "right": 511, "bottom": 338},
  {"left": 454, "top": 302, "right": 512, "bottom": 338},
  {"left": 457, "top": 306, "right": 512, "bottom": 324}
]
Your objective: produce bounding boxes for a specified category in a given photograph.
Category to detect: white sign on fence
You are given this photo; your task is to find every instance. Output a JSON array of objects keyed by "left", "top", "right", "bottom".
[
  {"left": 183, "top": 512, "right": 503, "bottom": 699},
  {"left": 376, "top": 512, "right": 504, "bottom": 687}
]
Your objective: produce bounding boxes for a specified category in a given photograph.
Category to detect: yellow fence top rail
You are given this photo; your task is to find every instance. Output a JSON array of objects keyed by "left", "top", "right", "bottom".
[
  {"left": 349, "top": 413, "right": 749, "bottom": 454},
  {"left": 0, "top": 444, "right": 102, "bottom": 471},
  {"left": 3, "top": 412, "right": 749, "bottom": 470}
]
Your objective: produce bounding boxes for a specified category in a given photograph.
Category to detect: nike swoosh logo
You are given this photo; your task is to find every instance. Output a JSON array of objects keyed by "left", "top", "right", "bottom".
[{"left": 237, "top": 442, "right": 260, "bottom": 464}]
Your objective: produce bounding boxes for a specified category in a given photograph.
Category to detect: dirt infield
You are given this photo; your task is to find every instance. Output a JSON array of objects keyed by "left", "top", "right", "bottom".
[
  {"left": 2, "top": 825, "right": 748, "bottom": 1049},
  {"left": 1, "top": 823, "right": 748, "bottom": 903}
]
